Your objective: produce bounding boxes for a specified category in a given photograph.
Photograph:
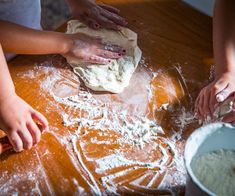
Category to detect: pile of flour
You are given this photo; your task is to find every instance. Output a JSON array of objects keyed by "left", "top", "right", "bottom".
[{"left": 191, "top": 149, "right": 235, "bottom": 196}]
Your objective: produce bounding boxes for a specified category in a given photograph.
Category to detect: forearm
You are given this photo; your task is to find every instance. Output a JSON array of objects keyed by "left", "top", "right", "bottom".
[
  {"left": 213, "top": 0, "right": 235, "bottom": 78},
  {"left": 0, "top": 44, "right": 15, "bottom": 102},
  {"left": 0, "top": 20, "right": 69, "bottom": 55}
]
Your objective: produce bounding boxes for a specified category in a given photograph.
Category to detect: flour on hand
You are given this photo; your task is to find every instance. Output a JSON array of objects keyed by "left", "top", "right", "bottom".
[
  {"left": 65, "top": 20, "right": 142, "bottom": 93},
  {"left": 201, "top": 97, "right": 235, "bottom": 124}
]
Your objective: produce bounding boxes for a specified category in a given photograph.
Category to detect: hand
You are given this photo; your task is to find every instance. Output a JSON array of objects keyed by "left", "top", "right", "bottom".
[
  {"left": 68, "top": 0, "right": 127, "bottom": 30},
  {"left": 0, "top": 93, "right": 49, "bottom": 152},
  {"left": 195, "top": 72, "right": 235, "bottom": 120},
  {"left": 62, "top": 32, "right": 126, "bottom": 64}
]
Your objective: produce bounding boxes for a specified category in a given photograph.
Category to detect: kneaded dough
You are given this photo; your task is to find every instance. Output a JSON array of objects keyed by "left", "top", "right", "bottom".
[
  {"left": 65, "top": 20, "right": 142, "bottom": 93},
  {"left": 202, "top": 97, "right": 234, "bottom": 124},
  {"left": 214, "top": 97, "right": 234, "bottom": 118}
]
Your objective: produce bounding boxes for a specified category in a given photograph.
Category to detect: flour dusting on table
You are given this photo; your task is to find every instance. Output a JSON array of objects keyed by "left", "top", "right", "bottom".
[{"left": 15, "top": 58, "right": 194, "bottom": 195}]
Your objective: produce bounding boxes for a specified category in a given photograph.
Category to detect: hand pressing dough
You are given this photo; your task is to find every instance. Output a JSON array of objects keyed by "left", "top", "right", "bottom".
[{"left": 65, "top": 20, "right": 142, "bottom": 93}]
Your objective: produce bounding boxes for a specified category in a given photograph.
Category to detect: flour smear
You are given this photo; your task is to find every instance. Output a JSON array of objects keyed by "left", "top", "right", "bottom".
[{"left": 14, "top": 58, "right": 195, "bottom": 195}]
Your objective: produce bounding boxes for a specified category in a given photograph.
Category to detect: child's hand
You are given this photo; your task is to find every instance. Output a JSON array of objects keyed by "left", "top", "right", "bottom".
[
  {"left": 0, "top": 93, "right": 48, "bottom": 152},
  {"left": 67, "top": 0, "right": 127, "bottom": 30},
  {"left": 63, "top": 32, "right": 125, "bottom": 64},
  {"left": 195, "top": 72, "right": 235, "bottom": 119}
]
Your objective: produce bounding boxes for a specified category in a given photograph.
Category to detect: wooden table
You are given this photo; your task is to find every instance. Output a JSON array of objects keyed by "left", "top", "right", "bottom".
[{"left": 0, "top": 0, "right": 213, "bottom": 195}]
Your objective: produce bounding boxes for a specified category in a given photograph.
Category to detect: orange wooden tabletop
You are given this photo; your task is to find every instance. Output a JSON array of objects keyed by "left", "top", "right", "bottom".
[{"left": 0, "top": 0, "right": 213, "bottom": 195}]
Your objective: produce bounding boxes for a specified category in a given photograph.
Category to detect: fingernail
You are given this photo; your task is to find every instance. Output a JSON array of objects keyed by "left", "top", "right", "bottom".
[
  {"left": 216, "top": 94, "right": 224, "bottom": 102},
  {"left": 14, "top": 148, "right": 22, "bottom": 152}
]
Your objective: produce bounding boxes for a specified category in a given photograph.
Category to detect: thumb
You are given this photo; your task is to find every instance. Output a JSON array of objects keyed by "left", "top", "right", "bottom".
[
  {"left": 31, "top": 110, "right": 49, "bottom": 132},
  {"left": 216, "top": 84, "right": 233, "bottom": 102}
]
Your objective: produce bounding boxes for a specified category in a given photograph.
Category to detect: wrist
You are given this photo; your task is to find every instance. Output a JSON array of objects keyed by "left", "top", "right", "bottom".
[
  {"left": 56, "top": 33, "right": 74, "bottom": 55},
  {"left": 215, "top": 71, "right": 235, "bottom": 82},
  {"left": 0, "top": 90, "right": 16, "bottom": 105},
  {"left": 215, "top": 62, "right": 235, "bottom": 79},
  {"left": 214, "top": 54, "right": 235, "bottom": 79}
]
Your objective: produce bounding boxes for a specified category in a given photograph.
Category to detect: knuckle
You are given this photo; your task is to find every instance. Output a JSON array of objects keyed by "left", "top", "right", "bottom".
[
  {"left": 213, "top": 85, "right": 219, "bottom": 91},
  {"left": 9, "top": 135, "right": 17, "bottom": 145},
  {"left": 89, "top": 56, "right": 96, "bottom": 61},
  {"left": 7, "top": 127, "right": 16, "bottom": 134}
]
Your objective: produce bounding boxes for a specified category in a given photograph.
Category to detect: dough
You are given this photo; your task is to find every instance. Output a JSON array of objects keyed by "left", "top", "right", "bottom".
[
  {"left": 214, "top": 97, "right": 234, "bottom": 118},
  {"left": 202, "top": 97, "right": 234, "bottom": 124},
  {"left": 65, "top": 20, "right": 142, "bottom": 93},
  {"left": 191, "top": 149, "right": 235, "bottom": 196}
]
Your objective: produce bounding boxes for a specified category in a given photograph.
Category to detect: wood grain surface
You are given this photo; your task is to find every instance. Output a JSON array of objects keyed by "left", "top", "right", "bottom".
[{"left": 0, "top": 0, "right": 213, "bottom": 195}]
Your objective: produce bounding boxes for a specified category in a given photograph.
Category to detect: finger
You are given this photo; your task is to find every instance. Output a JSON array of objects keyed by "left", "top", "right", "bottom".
[
  {"left": 96, "top": 49, "right": 122, "bottom": 59},
  {"left": 195, "top": 91, "right": 203, "bottom": 117},
  {"left": 8, "top": 131, "right": 23, "bottom": 152},
  {"left": 194, "top": 98, "right": 199, "bottom": 116},
  {"left": 17, "top": 128, "right": 33, "bottom": 150},
  {"left": 85, "top": 55, "right": 111, "bottom": 64},
  {"left": 94, "top": 36, "right": 103, "bottom": 43},
  {"left": 203, "top": 89, "right": 211, "bottom": 117},
  {"left": 198, "top": 91, "right": 205, "bottom": 119},
  {"left": 81, "top": 15, "right": 101, "bottom": 29},
  {"left": 216, "top": 84, "right": 233, "bottom": 103},
  {"left": 194, "top": 94, "right": 200, "bottom": 115},
  {"left": 31, "top": 111, "right": 49, "bottom": 132},
  {"left": 101, "top": 10, "right": 127, "bottom": 26},
  {"left": 213, "top": 80, "right": 228, "bottom": 102},
  {"left": 26, "top": 120, "right": 41, "bottom": 145},
  {"left": 201, "top": 88, "right": 210, "bottom": 118},
  {"left": 95, "top": 15, "right": 119, "bottom": 30},
  {"left": 209, "top": 89, "right": 217, "bottom": 116},
  {"left": 103, "top": 43, "right": 126, "bottom": 54},
  {"left": 222, "top": 112, "right": 235, "bottom": 123},
  {"left": 100, "top": 4, "right": 120, "bottom": 14}
]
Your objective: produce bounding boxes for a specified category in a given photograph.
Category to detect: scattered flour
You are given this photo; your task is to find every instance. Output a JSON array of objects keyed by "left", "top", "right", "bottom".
[
  {"left": 15, "top": 60, "right": 190, "bottom": 195},
  {"left": 0, "top": 168, "right": 43, "bottom": 196},
  {"left": 57, "top": 93, "right": 164, "bottom": 148}
]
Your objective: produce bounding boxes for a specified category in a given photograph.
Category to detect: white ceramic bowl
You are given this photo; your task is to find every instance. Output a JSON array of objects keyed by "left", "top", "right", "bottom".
[{"left": 184, "top": 123, "right": 235, "bottom": 196}]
